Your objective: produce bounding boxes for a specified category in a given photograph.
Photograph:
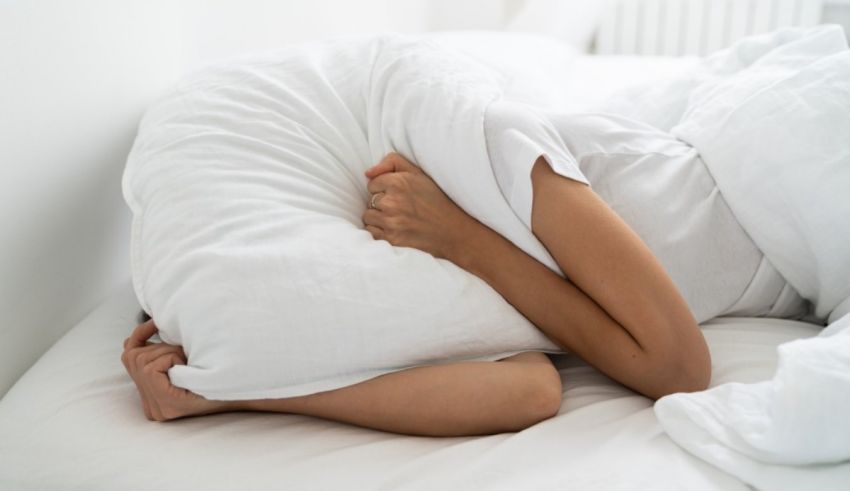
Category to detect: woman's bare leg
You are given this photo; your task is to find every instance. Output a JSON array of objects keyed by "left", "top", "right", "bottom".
[{"left": 231, "top": 351, "right": 562, "bottom": 436}]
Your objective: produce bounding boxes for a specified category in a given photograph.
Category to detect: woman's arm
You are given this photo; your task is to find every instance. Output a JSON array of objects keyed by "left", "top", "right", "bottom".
[
  {"left": 362, "top": 154, "right": 710, "bottom": 400},
  {"left": 121, "top": 321, "right": 562, "bottom": 436},
  {"left": 236, "top": 351, "right": 561, "bottom": 436}
]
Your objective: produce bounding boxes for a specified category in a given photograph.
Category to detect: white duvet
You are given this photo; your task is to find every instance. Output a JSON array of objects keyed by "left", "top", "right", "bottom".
[
  {"left": 656, "top": 314, "right": 850, "bottom": 490},
  {"left": 631, "top": 26, "right": 850, "bottom": 489},
  {"left": 602, "top": 25, "right": 850, "bottom": 324}
]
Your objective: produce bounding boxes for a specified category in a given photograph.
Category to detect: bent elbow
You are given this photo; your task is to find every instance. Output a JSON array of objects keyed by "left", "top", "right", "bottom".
[
  {"left": 672, "top": 357, "right": 711, "bottom": 395},
  {"left": 516, "top": 364, "right": 563, "bottom": 429},
  {"left": 650, "top": 348, "right": 712, "bottom": 400},
  {"left": 643, "top": 328, "right": 712, "bottom": 400}
]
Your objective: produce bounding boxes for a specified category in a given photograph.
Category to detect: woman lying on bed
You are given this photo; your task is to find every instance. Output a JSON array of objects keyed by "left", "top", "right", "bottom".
[{"left": 121, "top": 147, "right": 710, "bottom": 437}]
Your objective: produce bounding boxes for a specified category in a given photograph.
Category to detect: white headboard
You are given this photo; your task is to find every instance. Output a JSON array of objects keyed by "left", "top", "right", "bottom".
[
  {"left": 596, "top": 0, "right": 824, "bottom": 55},
  {"left": 592, "top": 0, "right": 849, "bottom": 55}
]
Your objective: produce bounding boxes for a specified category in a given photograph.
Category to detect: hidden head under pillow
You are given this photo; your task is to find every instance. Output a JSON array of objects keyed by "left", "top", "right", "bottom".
[{"left": 122, "top": 35, "right": 562, "bottom": 400}]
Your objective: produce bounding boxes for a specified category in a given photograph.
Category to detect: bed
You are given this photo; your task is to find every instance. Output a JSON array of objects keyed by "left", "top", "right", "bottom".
[
  {"left": 0, "top": 279, "right": 823, "bottom": 490},
  {"left": 1, "top": 24, "right": 847, "bottom": 490}
]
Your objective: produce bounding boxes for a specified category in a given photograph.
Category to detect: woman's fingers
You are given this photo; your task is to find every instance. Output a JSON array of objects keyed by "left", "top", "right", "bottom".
[
  {"left": 365, "top": 152, "right": 422, "bottom": 178},
  {"left": 119, "top": 318, "right": 204, "bottom": 422},
  {"left": 368, "top": 191, "right": 385, "bottom": 211},
  {"left": 133, "top": 343, "right": 183, "bottom": 371},
  {"left": 121, "top": 332, "right": 188, "bottom": 422},
  {"left": 365, "top": 225, "right": 384, "bottom": 241},
  {"left": 146, "top": 352, "right": 215, "bottom": 422},
  {"left": 361, "top": 152, "right": 472, "bottom": 258},
  {"left": 140, "top": 351, "right": 184, "bottom": 421},
  {"left": 367, "top": 172, "right": 399, "bottom": 194},
  {"left": 366, "top": 156, "right": 426, "bottom": 194},
  {"left": 363, "top": 206, "right": 391, "bottom": 241},
  {"left": 142, "top": 400, "right": 153, "bottom": 421},
  {"left": 125, "top": 319, "right": 157, "bottom": 350},
  {"left": 364, "top": 157, "right": 396, "bottom": 179},
  {"left": 362, "top": 209, "right": 387, "bottom": 226},
  {"left": 128, "top": 344, "right": 180, "bottom": 421}
]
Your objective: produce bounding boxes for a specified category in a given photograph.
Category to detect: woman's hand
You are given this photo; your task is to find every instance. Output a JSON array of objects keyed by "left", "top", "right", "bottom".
[
  {"left": 121, "top": 319, "right": 234, "bottom": 421},
  {"left": 362, "top": 153, "right": 480, "bottom": 260}
]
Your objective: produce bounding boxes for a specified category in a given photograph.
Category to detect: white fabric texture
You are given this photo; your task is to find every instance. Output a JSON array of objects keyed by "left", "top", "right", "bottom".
[
  {"left": 599, "top": 25, "right": 850, "bottom": 323},
  {"left": 424, "top": 31, "right": 581, "bottom": 110},
  {"left": 671, "top": 25, "right": 850, "bottom": 323},
  {"left": 484, "top": 101, "right": 808, "bottom": 324},
  {"left": 484, "top": 100, "right": 591, "bottom": 230},
  {"left": 640, "top": 26, "right": 850, "bottom": 490},
  {"left": 0, "top": 281, "right": 821, "bottom": 490},
  {"left": 655, "top": 312, "right": 850, "bottom": 490},
  {"left": 123, "top": 35, "right": 568, "bottom": 401}
]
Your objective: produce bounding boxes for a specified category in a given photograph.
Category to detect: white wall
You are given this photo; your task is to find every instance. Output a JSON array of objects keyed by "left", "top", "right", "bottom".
[
  {"left": 175, "top": 0, "right": 431, "bottom": 71},
  {"left": 0, "top": 0, "right": 182, "bottom": 398}
]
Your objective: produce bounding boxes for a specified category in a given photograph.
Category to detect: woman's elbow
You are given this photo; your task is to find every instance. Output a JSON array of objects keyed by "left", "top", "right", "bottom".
[
  {"left": 645, "top": 328, "right": 712, "bottom": 400},
  {"left": 514, "top": 364, "right": 563, "bottom": 429},
  {"left": 661, "top": 352, "right": 711, "bottom": 398}
]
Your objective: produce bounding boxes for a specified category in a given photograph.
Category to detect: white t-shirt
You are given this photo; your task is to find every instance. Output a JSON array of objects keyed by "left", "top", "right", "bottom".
[
  {"left": 483, "top": 100, "right": 810, "bottom": 323},
  {"left": 484, "top": 100, "right": 590, "bottom": 230}
]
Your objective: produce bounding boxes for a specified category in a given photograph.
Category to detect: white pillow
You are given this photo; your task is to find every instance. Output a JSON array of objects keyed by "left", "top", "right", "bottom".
[
  {"left": 671, "top": 26, "right": 850, "bottom": 322},
  {"left": 425, "top": 31, "right": 580, "bottom": 109},
  {"left": 122, "top": 35, "right": 562, "bottom": 401}
]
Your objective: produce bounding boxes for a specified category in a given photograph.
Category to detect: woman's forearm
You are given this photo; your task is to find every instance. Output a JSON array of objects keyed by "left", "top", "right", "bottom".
[
  {"left": 227, "top": 352, "right": 561, "bottom": 436},
  {"left": 447, "top": 221, "right": 691, "bottom": 400},
  {"left": 360, "top": 153, "right": 708, "bottom": 399}
]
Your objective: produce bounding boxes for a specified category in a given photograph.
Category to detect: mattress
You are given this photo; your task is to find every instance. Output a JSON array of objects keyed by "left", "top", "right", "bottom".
[
  {"left": 0, "top": 279, "right": 821, "bottom": 490},
  {"left": 0, "top": 52, "right": 824, "bottom": 489}
]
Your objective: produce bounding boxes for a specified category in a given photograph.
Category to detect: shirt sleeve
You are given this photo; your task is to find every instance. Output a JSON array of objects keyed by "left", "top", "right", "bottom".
[{"left": 484, "top": 100, "right": 590, "bottom": 230}]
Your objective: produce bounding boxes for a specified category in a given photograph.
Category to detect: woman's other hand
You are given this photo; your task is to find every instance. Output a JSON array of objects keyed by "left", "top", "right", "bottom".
[
  {"left": 362, "top": 153, "right": 479, "bottom": 260},
  {"left": 121, "top": 319, "right": 234, "bottom": 421}
]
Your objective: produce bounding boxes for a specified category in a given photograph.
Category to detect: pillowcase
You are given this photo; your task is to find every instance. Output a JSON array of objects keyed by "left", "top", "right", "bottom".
[
  {"left": 122, "top": 35, "right": 562, "bottom": 401},
  {"left": 425, "top": 31, "right": 579, "bottom": 109}
]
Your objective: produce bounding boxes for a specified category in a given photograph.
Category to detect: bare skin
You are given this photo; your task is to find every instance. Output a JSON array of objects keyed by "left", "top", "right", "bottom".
[
  {"left": 362, "top": 153, "right": 710, "bottom": 399},
  {"left": 121, "top": 151, "right": 710, "bottom": 435},
  {"left": 122, "top": 320, "right": 562, "bottom": 436}
]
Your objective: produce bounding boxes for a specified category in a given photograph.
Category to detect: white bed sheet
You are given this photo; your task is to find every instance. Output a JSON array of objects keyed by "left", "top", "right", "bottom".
[{"left": 0, "top": 279, "right": 821, "bottom": 490}]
